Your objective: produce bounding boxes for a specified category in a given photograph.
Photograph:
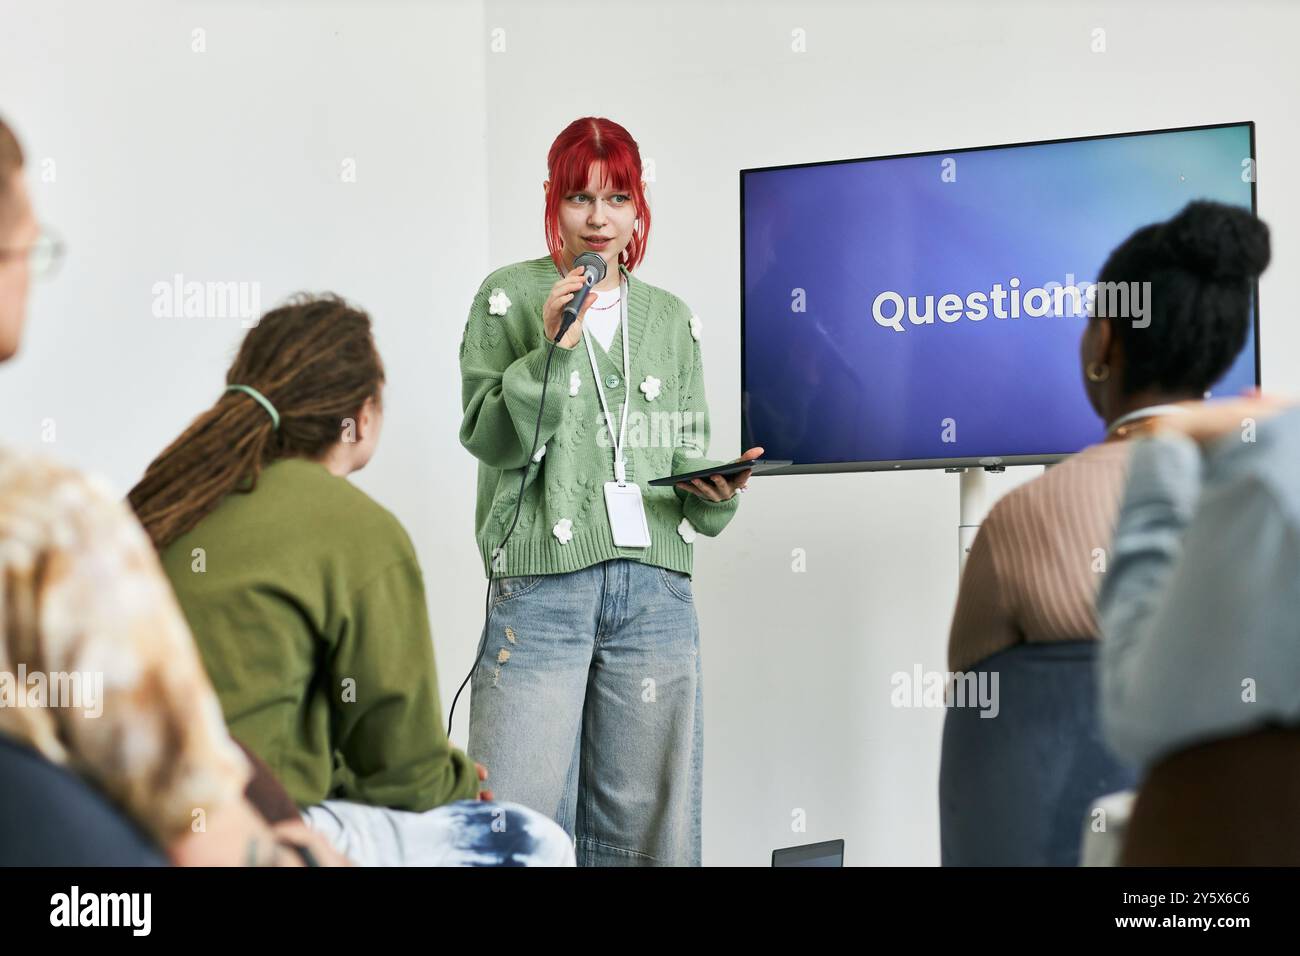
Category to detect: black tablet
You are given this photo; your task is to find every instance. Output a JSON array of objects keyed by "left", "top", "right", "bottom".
[{"left": 648, "top": 458, "right": 793, "bottom": 487}]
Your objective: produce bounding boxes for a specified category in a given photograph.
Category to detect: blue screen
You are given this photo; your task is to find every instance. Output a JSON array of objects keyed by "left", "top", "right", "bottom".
[{"left": 741, "top": 124, "right": 1257, "bottom": 467}]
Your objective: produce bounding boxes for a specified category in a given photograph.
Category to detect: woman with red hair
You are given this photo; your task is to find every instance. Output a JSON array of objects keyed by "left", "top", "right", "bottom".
[{"left": 458, "top": 117, "right": 762, "bottom": 865}]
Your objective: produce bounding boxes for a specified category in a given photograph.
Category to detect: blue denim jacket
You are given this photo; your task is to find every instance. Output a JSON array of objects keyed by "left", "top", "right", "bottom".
[{"left": 1097, "top": 405, "right": 1300, "bottom": 769}]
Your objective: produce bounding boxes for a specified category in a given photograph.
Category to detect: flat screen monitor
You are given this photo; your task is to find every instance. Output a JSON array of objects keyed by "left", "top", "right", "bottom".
[{"left": 740, "top": 122, "right": 1259, "bottom": 472}]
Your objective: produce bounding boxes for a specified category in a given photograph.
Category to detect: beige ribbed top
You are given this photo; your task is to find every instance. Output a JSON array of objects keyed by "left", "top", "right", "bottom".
[{"left": 948, "top": 440, "right": 1134, "bottom": 672}]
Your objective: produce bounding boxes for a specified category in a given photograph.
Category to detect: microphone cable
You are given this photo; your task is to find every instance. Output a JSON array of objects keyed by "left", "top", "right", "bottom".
[
  {"left": 446, "top": 336, "right": 560, "bottom": 738},
  {"left": 448, "top": 256, "right": 602, "bottom": 740}
]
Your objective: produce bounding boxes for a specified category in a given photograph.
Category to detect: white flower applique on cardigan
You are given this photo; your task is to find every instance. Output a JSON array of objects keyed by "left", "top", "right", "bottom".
[
  {"left": 553, "top": 517, "right": 574, "bottom": 544},
  {"left": 488, "top": 288, "right": 511, "bottom": 316},
  {"left": 689, "top": 314, "right": 702, "bottom": 341},
  {"left": 569, "top": 370, "right": 581, "bottom": 397},
  {"left": 639, "top": 374, "right": 661, "bottom": 401}
]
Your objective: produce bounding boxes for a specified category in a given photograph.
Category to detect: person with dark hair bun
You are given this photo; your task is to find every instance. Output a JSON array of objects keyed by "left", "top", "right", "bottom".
[
  {"left": 1081, "top": 199, "right": 1267, "bottom": 417},
  {"left": 1095, "top": 214, "right": 1300, "bottom": 771},
  {"left": 941, "top": 200, "right": 1270, "bottom": 866}
]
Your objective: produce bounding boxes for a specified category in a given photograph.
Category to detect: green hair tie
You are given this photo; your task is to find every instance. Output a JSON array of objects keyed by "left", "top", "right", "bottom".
[{"left": 225, "top": 384, "right": 280, "bottom": 431}]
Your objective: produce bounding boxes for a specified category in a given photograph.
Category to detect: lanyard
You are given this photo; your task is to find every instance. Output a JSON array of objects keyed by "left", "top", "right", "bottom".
[{"left": 581, "top": 276, "right": 631, "bottom": 485}]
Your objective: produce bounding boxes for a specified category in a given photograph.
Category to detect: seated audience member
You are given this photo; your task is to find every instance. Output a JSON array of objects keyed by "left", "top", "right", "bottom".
[
  {"left": 0, "top": 113, "right": 340, "bottom": 867},
  {"left": 1098, "top": 391, "right": 1300, "bottom": 770},
  {"left": 128, "top": 295, "right": 575, "bottom": 866},
  {"left": 941, "top": 200, "right": 1270, "bottom": 865},
  {"left": 1099, "top": 387, "right": 1300, "bottom": 865}
]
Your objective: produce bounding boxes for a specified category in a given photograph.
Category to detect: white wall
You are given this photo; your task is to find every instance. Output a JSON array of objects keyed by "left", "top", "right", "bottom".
[
  {"left": 0, "top": 0, "right": 496, "bottom": 797},
  {"left": 477, "top": 0, "right": 1300, "bottom": 866},
  {"left": 3, "top": 0, "right": 1297, "bottom": 865}
]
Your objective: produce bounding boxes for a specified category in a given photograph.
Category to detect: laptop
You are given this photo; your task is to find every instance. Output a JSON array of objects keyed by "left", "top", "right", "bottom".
[{"left": 771, "top": 839, "right": 845, "bottom": 867}]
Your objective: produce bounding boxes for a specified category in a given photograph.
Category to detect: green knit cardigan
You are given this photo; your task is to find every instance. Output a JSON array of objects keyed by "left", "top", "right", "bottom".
[{"left": 458, "top": 255, "right": 741, "bottom": 578}]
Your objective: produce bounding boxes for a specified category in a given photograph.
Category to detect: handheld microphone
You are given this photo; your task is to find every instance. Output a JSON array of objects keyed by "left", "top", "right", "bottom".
[{"left": 555, "top": 251, "right": 607, "bottom": 343}]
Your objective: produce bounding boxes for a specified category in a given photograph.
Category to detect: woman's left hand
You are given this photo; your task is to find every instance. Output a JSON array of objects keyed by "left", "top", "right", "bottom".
[
  {"left": 270, "top": 819, "right": 355, "bottom": 867},
  {"left": 676, "top": 447, "right": 764, "bottom": 502}
]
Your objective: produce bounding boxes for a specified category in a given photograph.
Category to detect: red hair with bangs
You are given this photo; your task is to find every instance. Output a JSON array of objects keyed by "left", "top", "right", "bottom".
[{"left": 545, "top": 117, "right": 651, "bottom": 273}]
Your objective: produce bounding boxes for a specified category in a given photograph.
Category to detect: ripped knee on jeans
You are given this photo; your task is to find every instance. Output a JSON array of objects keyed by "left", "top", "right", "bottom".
[{"left": 491, "top": 628, "right": 516, "bottom": 687}]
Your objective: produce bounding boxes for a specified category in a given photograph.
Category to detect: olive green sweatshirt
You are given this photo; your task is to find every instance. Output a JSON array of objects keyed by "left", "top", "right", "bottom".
[{"left": 160, "top": 458, "right": 478, "bottom": 810}]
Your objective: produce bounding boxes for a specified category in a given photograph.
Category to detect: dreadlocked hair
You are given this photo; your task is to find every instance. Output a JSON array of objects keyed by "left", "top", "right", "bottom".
[{"left": 129, "top": 293, "right": 385, "bottom": 550}]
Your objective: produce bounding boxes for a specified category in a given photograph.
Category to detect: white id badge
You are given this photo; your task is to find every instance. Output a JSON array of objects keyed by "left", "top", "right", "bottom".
[{"left": 604, "top": 480, "right": 652, "bottom": 547}]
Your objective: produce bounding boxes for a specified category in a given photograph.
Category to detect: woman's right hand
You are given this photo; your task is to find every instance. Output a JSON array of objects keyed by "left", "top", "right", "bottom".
[
  {"left": 543, "top": 266, "right": 598, "bottom": 350},
  {"left": 1153, "top": 389, "right": 1292, "bottom": 445}
]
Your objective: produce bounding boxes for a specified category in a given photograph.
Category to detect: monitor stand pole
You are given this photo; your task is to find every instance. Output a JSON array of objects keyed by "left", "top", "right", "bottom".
[{"left": 949, "top": 466, "right": 1005, "bottom": 577}]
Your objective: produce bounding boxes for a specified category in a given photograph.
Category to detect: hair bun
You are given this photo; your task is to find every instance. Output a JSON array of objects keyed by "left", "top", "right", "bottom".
[{"left": 1163, "top": 200, "right": 1270, "bottom": 282}]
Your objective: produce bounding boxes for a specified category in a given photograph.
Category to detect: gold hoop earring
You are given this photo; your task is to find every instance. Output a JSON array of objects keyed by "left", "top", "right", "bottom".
[{"left": 1086, "top": 361, "right": 1110, "bottom": 383}]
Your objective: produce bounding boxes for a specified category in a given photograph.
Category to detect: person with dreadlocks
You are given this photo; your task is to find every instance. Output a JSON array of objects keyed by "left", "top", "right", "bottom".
[
  {"left": 0, "top": 112, "right": 341, "bottom": 866},
  {"left": 129, "top": 294, "right": 574, "bottom": 866}
]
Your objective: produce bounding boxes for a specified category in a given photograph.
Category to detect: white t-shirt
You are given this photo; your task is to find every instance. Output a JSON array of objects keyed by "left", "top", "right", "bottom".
[{"left": 582, "top": 285, "right": 622, "bottom": 353}]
